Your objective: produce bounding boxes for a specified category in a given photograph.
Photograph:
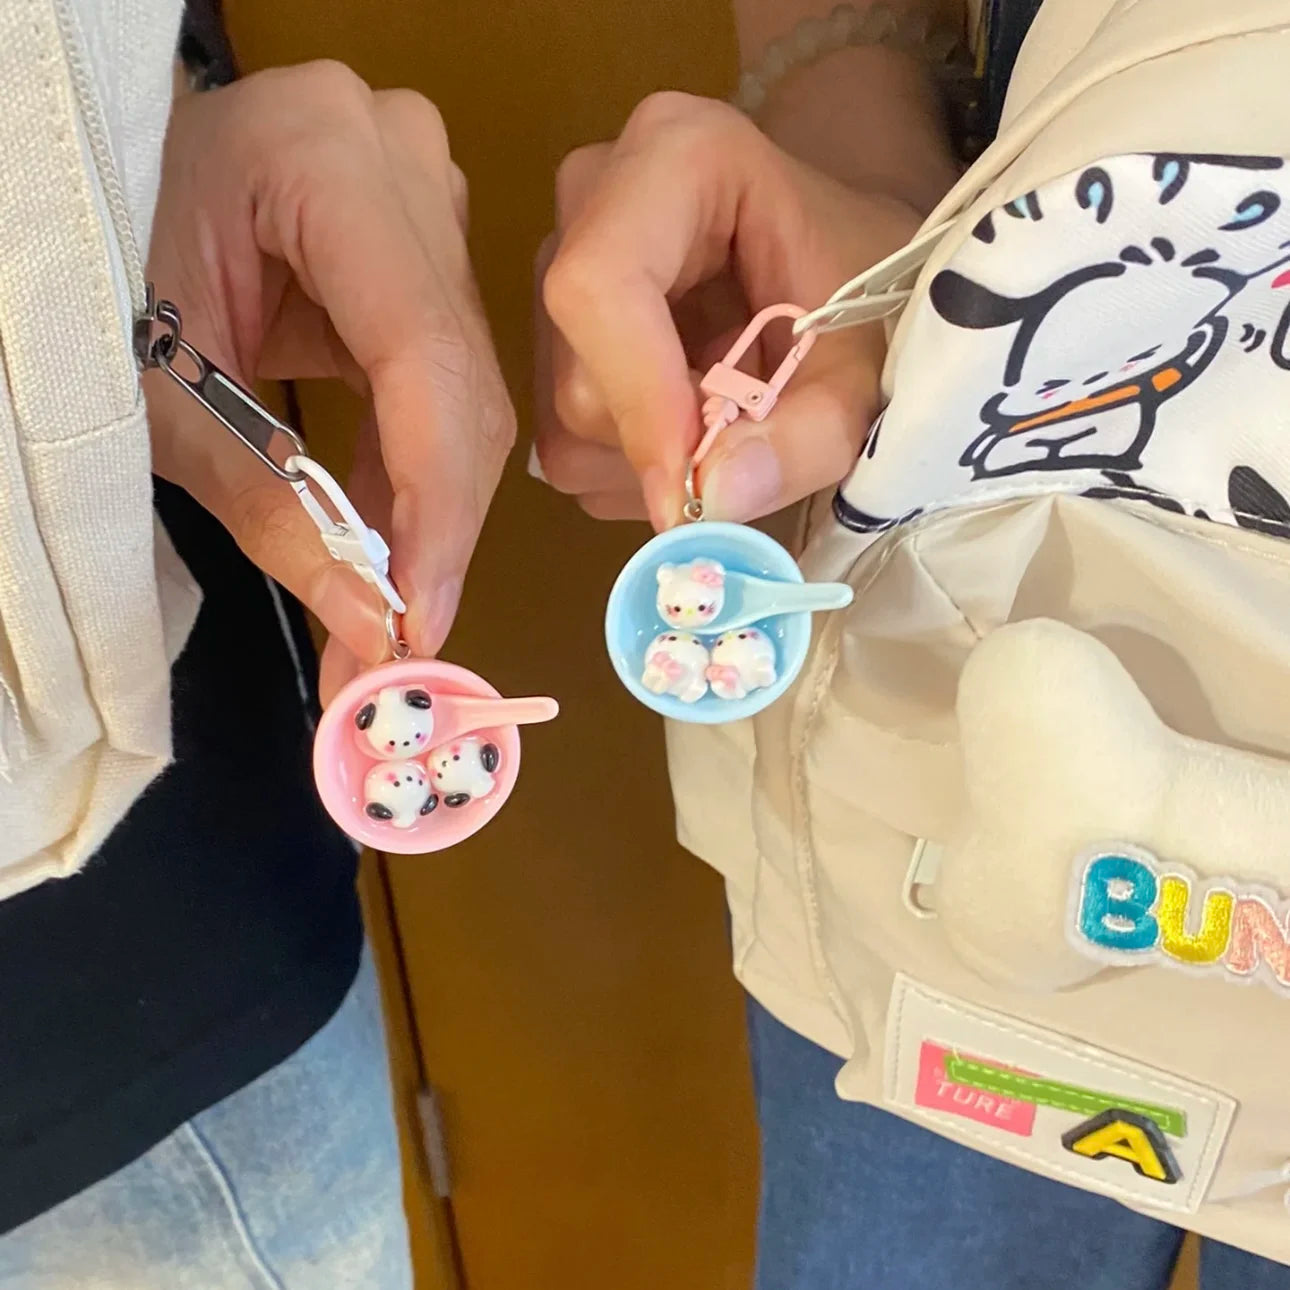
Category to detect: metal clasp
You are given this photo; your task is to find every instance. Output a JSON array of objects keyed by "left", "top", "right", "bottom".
[
  {"left": 138, "top": 285, "right": 406, "bottom": 617},
  {"left": 683, "top": 303, "right": 818, "bottom": 521},
  {"left": 136, "top": 285, "right": 307, "bottom": 483}
]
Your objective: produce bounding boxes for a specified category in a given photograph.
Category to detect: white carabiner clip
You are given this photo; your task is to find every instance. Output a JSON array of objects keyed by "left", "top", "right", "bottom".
[{"left": 283, "top": 454, "right": 406, "bottom": 615}]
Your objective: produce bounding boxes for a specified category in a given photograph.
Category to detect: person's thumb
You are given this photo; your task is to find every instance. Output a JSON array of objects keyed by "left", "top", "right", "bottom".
[{"left": 696, "top": 329, "right": 885, "bottom": 522}]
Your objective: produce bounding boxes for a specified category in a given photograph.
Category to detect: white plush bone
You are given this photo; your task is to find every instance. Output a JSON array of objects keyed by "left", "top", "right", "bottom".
[{"left": 936, "top": 618, "right": 1290, "bottom": 990}]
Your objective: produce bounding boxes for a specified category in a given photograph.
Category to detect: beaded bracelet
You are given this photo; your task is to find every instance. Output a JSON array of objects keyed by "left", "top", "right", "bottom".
[{"left": 730, "top": 2, "right": 975, "bottom": 135}]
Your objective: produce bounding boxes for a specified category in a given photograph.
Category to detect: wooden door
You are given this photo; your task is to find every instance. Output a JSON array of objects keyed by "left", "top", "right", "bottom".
[{"left": 224, "top": 4, "right": 759, "bottom": 1288}]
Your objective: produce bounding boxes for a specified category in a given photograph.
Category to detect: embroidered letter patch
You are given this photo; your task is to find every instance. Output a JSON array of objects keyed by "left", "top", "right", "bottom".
[
  {"left": 883, "top": 976, "right": 1235, "bottom": 1214},
  {"left": 1069, "top": 843, "right": 1290, "bottom": 993}
]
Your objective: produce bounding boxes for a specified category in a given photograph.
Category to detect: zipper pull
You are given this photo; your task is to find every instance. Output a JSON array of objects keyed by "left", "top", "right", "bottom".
[
  {"left": 136, "top": 285, "right": 308, "bottom": 481},
  {"left": 136, "top": 286, "right": 405, "bottom": 614}
]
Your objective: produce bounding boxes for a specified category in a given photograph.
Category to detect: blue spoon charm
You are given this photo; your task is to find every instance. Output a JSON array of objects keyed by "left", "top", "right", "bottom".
[{"left": 656, "top": 560, "right": 853, "bottom": 634}]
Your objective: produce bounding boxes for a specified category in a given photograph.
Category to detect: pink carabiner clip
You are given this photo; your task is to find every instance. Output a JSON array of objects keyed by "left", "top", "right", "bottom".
[
  {"left": 682, "top": 304, "right": 816, "bottom": 520},
  {"left": 696, "top": 304, "right": 817, "bottom": 449}
]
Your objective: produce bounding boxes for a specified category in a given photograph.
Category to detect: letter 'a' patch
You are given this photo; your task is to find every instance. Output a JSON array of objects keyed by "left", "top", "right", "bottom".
[
  {"left": 883, "top": 976, "right": 1235, "bottom": 1214},
  {"left": 1062, "top": 1109, "right": 1181, "bottom": 1184}
]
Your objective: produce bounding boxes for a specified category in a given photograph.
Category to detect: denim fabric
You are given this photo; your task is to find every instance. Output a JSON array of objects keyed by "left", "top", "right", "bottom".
[
  {"left": 0, "top": 949, "right": 412, "bottom": 1290},
  {"left": 979, "top": 0, "right": 1046, "bottom": 139}
]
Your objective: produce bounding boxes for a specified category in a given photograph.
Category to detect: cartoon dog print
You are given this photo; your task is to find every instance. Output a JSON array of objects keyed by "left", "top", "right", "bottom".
[
  {"left": 930, "top": 156, "right": 1290, "bottom": 480},
  {"left": 1229, "top": 465, "right": 1290, "bottom": 537}
]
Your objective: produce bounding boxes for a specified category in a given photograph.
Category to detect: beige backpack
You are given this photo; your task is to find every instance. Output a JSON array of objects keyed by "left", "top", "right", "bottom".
[{"left": 669, "top": 0, "right": 1290, "bottom": 1260}]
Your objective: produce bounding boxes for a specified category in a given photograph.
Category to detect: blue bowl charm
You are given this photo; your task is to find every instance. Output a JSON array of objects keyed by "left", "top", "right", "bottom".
[{"left": 604, "top": 522, "right": 851, "bottom": 724}]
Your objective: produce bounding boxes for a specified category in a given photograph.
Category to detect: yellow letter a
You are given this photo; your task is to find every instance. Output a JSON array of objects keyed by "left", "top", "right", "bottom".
[{"left": 1061, "top": 1109, "right": 1180, "bottom": 1184}]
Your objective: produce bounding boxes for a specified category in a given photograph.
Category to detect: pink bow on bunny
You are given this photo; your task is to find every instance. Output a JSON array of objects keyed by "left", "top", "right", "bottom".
[{"left": 691, "top": 563, "right": 724, "bottom": 588}]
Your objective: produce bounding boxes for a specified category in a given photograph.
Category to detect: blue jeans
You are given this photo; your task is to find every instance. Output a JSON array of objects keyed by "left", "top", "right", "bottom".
[
  {"left": 0, "top": 950, "right": 412, "bottom": 1289},
  {"left": 749, "top": 999, "right": 1290, "bottom": 1290}
]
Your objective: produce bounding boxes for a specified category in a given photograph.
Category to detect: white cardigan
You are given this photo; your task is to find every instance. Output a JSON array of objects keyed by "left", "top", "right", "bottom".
[{"left": 0, "top": 0, "right": 199, "bottom": 896}]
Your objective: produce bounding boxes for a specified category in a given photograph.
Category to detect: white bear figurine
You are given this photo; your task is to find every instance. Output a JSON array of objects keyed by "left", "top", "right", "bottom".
[
  {"left": 641, "top": 632, "right": 711, "bottom": 703},
  {"left": 707, "top": 628, "right": 777, "bottom": 701},
  {"left": 427, "top": 737, "right": 501, "bottom": 807},
  {"left": 656, "top": 558, "right": 726, "bottom": 630},
  {"left": 355, "top": 686, "right": 434, "bottom": 759},
  {"left": 363, "top": 760, "right": 438, "bottom": 827}
]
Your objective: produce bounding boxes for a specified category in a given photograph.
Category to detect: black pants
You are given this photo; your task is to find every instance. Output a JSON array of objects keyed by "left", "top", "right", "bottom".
[{"left": 0, "top": 480, "right": 362, "bottom": 1234}]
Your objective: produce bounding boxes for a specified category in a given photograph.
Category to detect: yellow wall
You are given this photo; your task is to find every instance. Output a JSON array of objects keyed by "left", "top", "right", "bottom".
[{"left": 227, "top": 2, "right": 758, "bottom": 1287}]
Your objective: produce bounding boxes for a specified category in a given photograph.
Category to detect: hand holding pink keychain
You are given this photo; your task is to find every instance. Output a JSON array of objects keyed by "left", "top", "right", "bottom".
[{"left": 137, "top": 288, "right": 558, "bottom": 853}]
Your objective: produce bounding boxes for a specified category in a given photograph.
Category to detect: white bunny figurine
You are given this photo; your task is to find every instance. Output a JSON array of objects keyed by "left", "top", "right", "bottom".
[
  {"left": 707, "top": 628, "right": 777, "bottom": 701},
  {"left": 656, "top": 558, "right": 726, "bottom": 630},
  {"left": 641, "top": 632, "right": 711, "bottom": 703}
]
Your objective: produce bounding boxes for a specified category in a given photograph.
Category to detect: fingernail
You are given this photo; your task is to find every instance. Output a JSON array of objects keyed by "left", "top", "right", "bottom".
[
  {"left": 703, "top": 437, "right": 782, "bottom": 522},
  {"left": 527, "top": 442, "right": 547, "bottom": 483},
  {"left": 408, "top": 576, "right": 464, "bottom": 656},
  {"left": 642, "top": 466, "right": 679, "bottom": 531}
]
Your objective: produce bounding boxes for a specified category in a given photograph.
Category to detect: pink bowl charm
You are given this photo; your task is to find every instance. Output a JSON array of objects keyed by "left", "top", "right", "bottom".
[{"left": 313, "top": 659, "right": 558, "bottom": 854}]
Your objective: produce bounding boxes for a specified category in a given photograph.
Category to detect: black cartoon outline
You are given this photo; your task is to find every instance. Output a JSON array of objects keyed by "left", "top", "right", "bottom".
[
  {"left": 1228, "top": 465, "right": 1290, "bottom": 536},
  {"left": 933, "top": 157, "right": 1290, "bottom": 480},
  {"left": 835, "top": 154, "right": 1290, "bottom": 535},
  {"left": 1272, "top": 299, "right": 1290, "bottom": 370}
]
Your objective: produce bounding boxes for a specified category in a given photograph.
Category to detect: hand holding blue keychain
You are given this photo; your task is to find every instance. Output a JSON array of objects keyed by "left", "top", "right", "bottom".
[{"left": 605, "top": 304, "right": 854, "bottom": 723}]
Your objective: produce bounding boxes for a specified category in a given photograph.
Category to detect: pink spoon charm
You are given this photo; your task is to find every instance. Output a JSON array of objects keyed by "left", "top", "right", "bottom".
[{"left": 428, "top": 694, "right": 560, "bottom": 745}]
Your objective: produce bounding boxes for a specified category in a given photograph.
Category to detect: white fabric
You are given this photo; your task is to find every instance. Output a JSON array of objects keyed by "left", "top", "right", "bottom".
[
  {"left": 838, "top": 153, "right": 1290, "bottom": 535},
  {"left": 0, "top": 0, "right": 199, "bottom": 896}
]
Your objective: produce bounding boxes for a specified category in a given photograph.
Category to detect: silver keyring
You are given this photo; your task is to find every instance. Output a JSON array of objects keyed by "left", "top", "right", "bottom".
[
  {"left": 154, "top": 335, "right": 307, "bottom": 483},
  {"left": 683, "top": 460, "right": 704, "bottom": 522},
  {"left": 386, "top": 609, "right": 411, "bottom": 660}
]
